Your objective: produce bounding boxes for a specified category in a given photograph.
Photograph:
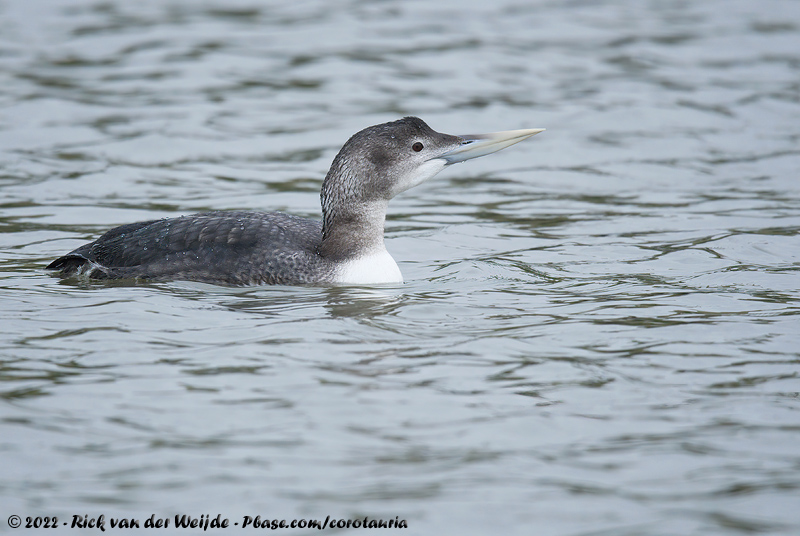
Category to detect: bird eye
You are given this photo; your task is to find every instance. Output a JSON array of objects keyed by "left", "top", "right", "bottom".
[{"left": 412, "top": 142, "right": 424, "bottom": 152}]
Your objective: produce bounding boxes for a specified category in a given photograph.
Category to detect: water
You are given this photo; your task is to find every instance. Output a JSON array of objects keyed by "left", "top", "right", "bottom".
[{"left": 2, "top": 0, "right": 799, "bottom": 534}]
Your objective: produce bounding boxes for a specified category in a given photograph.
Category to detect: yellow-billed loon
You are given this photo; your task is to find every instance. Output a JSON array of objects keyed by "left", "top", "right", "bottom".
[{"left": 46, "top": 117, "right": 543, "bottom": 286}]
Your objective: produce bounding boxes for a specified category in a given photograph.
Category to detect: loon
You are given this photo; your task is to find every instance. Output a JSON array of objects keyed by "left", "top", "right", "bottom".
[{"left": 46, "top": 117, "right": 543, "bottom": 286}]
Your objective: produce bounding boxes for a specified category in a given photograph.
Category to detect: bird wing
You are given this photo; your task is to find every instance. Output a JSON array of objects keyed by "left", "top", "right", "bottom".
[{"left": 47, "top": 211, "right": 327, "bottom": 285}]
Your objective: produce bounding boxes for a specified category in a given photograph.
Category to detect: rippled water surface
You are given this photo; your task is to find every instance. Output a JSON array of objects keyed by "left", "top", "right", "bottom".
[{"left": 2, "top": 0, "right": 800, "bottom": 534}]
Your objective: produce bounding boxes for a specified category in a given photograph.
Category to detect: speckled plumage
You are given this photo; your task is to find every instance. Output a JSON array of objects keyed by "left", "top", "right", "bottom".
[{"left": 47, "top": 211, "right": 333, "bottom": 285}]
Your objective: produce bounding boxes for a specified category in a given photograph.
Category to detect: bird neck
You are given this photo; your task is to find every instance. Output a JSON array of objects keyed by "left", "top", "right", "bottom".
[{"left": 319, "top": 198, "right": 389, "bottom": 260}]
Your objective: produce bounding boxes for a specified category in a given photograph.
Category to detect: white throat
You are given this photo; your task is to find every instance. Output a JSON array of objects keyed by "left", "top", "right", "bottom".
[
  {"left": 389, "top": 158, "right": 448, "bottom": 197},
  {"left": 333, "top": 247, "right": 403, "bottom": 284}
]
